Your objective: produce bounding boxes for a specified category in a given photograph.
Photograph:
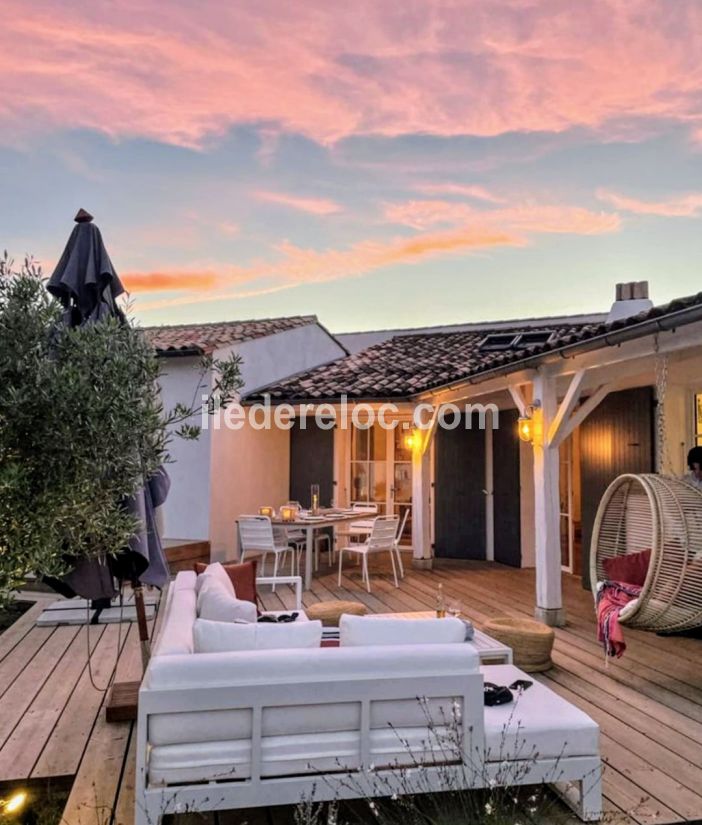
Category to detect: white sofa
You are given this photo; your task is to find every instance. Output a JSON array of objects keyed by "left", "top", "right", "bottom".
[{"left": 136, "top": 572, "right": 601, "bottom": 824}]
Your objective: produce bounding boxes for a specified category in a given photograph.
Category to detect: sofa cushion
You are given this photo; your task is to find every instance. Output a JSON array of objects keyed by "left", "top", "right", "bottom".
[
  {"left": 602, "top": 549, "right": 651, "bottom": 587},
  {"left": 148, "top": 726, "right": 456, "bottom": 785},
  {"left": 195, "top": 562, "right": 236, "bottom": 598},
  {"left": 146, "top": 644, "right": 479, "bottom": 690},
  {"left": 195, "top": 560, "right": 258, "bottom": 605},
  {"left": 481, "top": 665, "right": 599, "bottom": 761},
  {"left": 192, "top": 618, "right": 323, "bottom": 653},
  {"left": 196, "top": 577, "right": 258, "bottom": 624},
  {"left": 340, "top": 615, "right": 466, "bottom": 647},
  {"left": 151, "top": 588, "right": 197, "bottom": 656}
]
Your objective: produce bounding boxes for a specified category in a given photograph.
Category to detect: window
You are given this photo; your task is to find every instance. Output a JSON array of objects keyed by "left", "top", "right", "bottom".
[
  {"left": 479, "top": 333, "right": 519, "bottom": 351},
  {"left": 479, "top": 330, "right": 554, "bottom": 352},
  {"left": 515, "top": 330, "right": 554, "bottom": 347}
]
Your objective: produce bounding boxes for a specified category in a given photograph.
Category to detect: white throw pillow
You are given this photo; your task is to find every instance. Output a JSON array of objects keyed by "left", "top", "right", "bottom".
[
  {"left": 195, "top": 562, "right": 236, "bottom": 598},
  {"left": 196, "top": 577, "right": 257, "bottom": 624},
  {"left": 193, "top": 618, "right": 323, "bottom": 653},
  {"left": 340, "top": 615, "right": 466, "bottom": 647}
]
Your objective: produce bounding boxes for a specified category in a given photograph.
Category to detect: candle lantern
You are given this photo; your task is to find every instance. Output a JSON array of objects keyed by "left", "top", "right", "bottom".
[
  {"left": 310, "top": 484, "right": 320, "bottom": 515},
  {"left": 280, "top": 504, "right": 297, "bottom": 522},
  {"left": 258, "top": 506, "right": 274, "bottom": 517}
]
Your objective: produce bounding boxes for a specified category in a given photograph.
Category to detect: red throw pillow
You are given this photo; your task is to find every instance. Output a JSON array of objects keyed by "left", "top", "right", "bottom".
[
  {"left": 194, "top": 560, "right": 259, "bottom": 605},
  {"left": 602, "top": 549, "right": 651, "bottom": 587}
]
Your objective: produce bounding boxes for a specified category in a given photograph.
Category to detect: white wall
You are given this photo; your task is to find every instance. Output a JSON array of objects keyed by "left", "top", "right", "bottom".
[
  {"left": 209, "top": 324, "right": 347, "bottom": 560},
  {"left": 158, "top": 357, "right": 212, "bottom": 541},
  {"left": 238, "top": 324, "right": 345, "bottom": 394}
]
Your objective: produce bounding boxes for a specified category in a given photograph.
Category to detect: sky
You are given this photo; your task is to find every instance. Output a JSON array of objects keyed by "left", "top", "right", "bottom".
[{"left": 2, "top": 0, "right": 702, "bottom": 333}]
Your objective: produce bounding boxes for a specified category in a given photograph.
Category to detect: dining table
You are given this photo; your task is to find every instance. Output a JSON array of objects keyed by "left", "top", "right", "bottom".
[{"left": 270, "top": 510, "right": 372, "bottom": 589}]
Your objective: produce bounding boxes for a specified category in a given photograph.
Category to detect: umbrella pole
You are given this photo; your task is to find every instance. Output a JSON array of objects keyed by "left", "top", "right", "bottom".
[{"left": 132, "top": 582, "right": 151, "bottom": 671}]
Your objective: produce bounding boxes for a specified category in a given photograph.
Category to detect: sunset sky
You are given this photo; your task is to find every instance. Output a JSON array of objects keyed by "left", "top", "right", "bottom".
[{"left": 2, "top": 0, "right": 702, "bottom": 331}]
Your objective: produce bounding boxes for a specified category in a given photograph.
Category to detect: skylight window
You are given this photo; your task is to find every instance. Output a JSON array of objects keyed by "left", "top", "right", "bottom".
[
  {"left": 515, "top": 330, "right": 554, "bottom": 347},
  {"left": 479, "top": 329, "right": 555, "bottom": 352},
  {"left": 479, "top": 333, "right": 519, "bottom": 351}
]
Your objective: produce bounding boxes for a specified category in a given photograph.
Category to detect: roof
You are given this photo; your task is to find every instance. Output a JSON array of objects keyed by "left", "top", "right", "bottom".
[
  {"left": 246, "top": 292, "right": 702, "bottom": 402},
  {"left": 144, "top": 315, "right": 318, "bottom": 355},
  {"left": 335, "top": 311, "right": 608, "bottom": 354}
]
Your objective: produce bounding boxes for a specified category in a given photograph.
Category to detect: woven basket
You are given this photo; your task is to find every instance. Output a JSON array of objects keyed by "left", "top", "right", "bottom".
[
  {"left": 306, "top": 600, "right": 368, "bottom": 627},
  {"left": 483, "top": 617, "right": 555, "bottom": 672}
]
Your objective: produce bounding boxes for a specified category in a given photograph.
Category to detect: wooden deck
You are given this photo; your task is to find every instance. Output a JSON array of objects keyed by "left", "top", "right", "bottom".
[{"left": 1, "top": 561, "right": 701, "bottom": 825}]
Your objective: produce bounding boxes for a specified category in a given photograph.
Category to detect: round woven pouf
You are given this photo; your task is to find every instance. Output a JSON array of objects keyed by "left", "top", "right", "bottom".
[
  {"left": 483, "top": 617, "right": 555, "bottom": 672},
  {"left": 306, "top": 600, "right": 367, "bottom": 627}
]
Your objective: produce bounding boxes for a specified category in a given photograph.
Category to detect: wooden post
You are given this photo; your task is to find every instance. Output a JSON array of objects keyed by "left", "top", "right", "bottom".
[
  {"left": 411, "top": 445, "right": 432, "bottom": 566},
  {"left": 532, "top": 371, "right": 566, "bottom": 626},
  {"left": 132, "top": 582, "right": 151, "bottom": 671},
  {"left": 412, "top": 405, "right": 437, "bottom": 568}
]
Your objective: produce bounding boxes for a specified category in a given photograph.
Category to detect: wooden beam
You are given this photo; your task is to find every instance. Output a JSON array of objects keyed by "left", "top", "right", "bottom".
[
  {"left": 508, "top": 384, "right": 529, "bottom": 417},
  {"left": 421, "top": 368, "right": 537, "bottom": 405},
  {"left": 547, "top": 369, "right": 586, "bottom": 448},
  {"left": 550, "top": 383, "right": 614, "bottom": 449},
  {"left": 420, "top": 405, "right": 440, "bottom": 455}
]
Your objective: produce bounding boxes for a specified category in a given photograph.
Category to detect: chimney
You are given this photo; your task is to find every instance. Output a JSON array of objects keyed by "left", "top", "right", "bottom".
[{"left": 607, "top": 280, "right": 653, "bottom": 323}]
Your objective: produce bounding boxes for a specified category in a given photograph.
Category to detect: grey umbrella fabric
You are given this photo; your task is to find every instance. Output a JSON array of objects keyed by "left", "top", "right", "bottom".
[
  {"left": 47, "top": 208, "right": 126, "bottom": 326},
  {"left": 45, "top": 210, "right": 170, "bottom": 601}
]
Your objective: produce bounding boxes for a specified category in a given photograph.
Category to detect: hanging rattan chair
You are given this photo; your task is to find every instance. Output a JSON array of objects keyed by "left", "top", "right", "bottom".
[{"left": 590, "top": 474, "right": 702, "bottom": 632}]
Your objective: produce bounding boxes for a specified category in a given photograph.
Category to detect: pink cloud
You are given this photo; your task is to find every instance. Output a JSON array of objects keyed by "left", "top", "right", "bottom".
[
  {"left": 597, "top": 189, "right": 702, "bottom": 217},
  {"left": 384, "top": 200, "right": 621, "bottom": 234},
  {"left": 128, "top": 225, "right": 523, "bottom": 309},
  {"left": 413, "top": 184, "right": 506, "bottom": 204},
  {"left": 255, "top": 191, "right": 342, "bottom": 215},
  {"left": 126, "top": 193, "right": 619, "bottom": 308},
  {"left": 2, "top": 1, "right": 702, "bottom": 147},
  {"left": 123, "top": 270, "right": 222, "bottom": 293}
]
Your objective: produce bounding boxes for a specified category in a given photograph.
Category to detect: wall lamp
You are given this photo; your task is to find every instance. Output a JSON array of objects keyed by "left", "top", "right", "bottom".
[{"left": 517, "top": 403, "right": 540, "bottom": 444}]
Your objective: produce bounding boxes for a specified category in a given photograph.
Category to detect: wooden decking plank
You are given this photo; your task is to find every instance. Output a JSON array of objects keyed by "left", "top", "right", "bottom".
[
  {"left": 32, "top": 623, "right": 130, "bottom": 779},
  {"left": 61, "top": 712, "right": 132, "bottom": 825},
  {"left": 546, "top": 658, "right": 702, "bottom": 763},
  {"left": 429, "top": 566, "right": 702, "bottom": 707},
  {"left": 0, "top": 624, "right": 105, "bottom": 781},
  {"left": 0, "top": 624, "right": 78, "bottom": 749},
  {"left": 0, "top": 625, "right": 55, "bottom": 700},
  {"left": 0, "top": 599, "right": 48, "bottom": 662},
  {"left": 538, "top": 674, "right": 702, "bottom": 822},
  {"left": 111, "top": 725, "right": 137, "bottom": 825}
]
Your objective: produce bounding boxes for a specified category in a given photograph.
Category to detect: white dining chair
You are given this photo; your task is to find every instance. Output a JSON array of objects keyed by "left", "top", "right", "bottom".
[
  {"left": 337, "top": 515, "right": 400, "bottom": 593},
  {"left": 335, "top": 502, "right": 378, "bottom": 550},
  {"left": 238, "top": 515, "right": 292, "bottom": 590}
]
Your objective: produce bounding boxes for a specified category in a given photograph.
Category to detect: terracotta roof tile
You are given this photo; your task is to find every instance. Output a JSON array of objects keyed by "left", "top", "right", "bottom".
[
  {"left": 246, "top": 292, "right": 702, "bottom": 402},
  {"left": 144, "top": 315, "right": 318, "bottom": 354}
]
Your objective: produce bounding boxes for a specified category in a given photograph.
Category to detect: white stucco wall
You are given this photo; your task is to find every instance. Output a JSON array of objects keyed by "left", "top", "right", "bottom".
[
  {"left": 157, "top": 356, "right": 212, "bottom": 541},
  {"left": 208, "top": 324, "right": 347, "bottom": 561}
]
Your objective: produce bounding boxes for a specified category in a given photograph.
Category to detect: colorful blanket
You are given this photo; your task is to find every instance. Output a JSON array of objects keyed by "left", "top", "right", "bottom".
[{"left": 596, "top": 581, "right": 642, "bottom": 658}]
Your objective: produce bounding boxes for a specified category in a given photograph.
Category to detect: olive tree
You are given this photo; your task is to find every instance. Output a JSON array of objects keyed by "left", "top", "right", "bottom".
[{"left": 0, "top": 254, "right": 241, "bottom": 604}]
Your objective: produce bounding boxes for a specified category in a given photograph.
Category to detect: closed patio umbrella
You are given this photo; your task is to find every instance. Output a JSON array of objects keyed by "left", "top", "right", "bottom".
[{"left": 45, "top": 209, "right": 169, "bottom": 664}]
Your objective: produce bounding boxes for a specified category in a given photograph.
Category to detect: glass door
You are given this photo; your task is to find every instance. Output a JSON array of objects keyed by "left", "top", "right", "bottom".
[
  {"left": 392, "top": 427, "right": 412, "bottom": 545},
  {"left": 349, "top": 422, "right": 412, "bottom": 545},
  {"left": 350, "top": 423, "right": 387, "bottom": 513}
]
